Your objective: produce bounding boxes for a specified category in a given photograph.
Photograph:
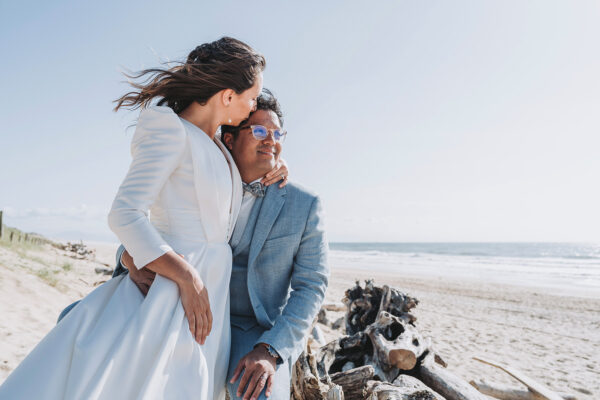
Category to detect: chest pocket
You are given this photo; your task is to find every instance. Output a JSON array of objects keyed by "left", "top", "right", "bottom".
[{"left": 261, "top": 233, "right": 298, "bottom": 249}]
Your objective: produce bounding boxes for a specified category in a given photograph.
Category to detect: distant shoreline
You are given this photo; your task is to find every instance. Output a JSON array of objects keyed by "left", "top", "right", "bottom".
[{"left": 56, "top": 239, "right": 600, "bottom": 299}]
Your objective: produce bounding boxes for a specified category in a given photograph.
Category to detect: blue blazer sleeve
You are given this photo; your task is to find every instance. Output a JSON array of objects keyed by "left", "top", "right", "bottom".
[
  {"left": 111, "top": 244, "right": 128, "bottom": 278},
  {"left": 255, "top": 196, "right": 329, "bottom": 362}
]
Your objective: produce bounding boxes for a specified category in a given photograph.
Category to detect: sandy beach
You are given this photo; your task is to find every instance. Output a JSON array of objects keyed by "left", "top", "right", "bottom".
[
  {"left": 0, "top": 240, "right": 118, "bottom": 383},
  {"left": 325, "top": 268, "right": 600, "bottom": 399},
  {"left": 0, "top": 241, "right": 598, "bottom": 398}
]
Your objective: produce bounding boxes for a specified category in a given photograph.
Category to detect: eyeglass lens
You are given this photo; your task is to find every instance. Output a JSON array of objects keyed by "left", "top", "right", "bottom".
[{"left": 251, "top": 125, "right": 285, "bottom": 142}]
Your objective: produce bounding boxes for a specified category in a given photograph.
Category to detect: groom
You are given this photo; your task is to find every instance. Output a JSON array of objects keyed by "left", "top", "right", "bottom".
[{"left": 61, "top": 89, "right": 329, "bottom": 400}]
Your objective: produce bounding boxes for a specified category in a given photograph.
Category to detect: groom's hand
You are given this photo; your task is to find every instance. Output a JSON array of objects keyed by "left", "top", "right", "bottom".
[
  {"left": 121, "top": 250, "right": 156, "bottom": 296},
  {"left": 230, "top": 344, "right": 276, "bottom": 399}
]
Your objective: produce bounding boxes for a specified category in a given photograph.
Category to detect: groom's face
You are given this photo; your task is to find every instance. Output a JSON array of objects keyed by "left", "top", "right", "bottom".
[{"left": 225, "top": 109, "right": 282, "bottom": 181}]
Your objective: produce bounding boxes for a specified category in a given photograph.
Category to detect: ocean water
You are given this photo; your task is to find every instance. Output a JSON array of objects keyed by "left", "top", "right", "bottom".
[{"left": 329, "top": 243, "right": 600, "bottom": 297}]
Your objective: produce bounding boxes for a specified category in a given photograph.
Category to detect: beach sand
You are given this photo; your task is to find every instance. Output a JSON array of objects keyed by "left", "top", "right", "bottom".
[
  {"left": 325, "top": 268, "right": 599, "bottom": 399},
  {"left": 0, "top": 241, "right": 118, "bottom": 383},
  {"left": 0, "top": 242, "right": 598, "bottom": 398}
]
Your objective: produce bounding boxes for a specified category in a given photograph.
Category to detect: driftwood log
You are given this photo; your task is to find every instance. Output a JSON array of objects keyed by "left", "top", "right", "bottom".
[
  {"left": 293, "top": 280, "right": 479, "bottom": 400},
  {"left": 418, "top": 353, "right": 487, "bottom": 400},
  {"left": 470, "top": 380, "right": 578, "bottom": 400},
  {"left": 323, "top": 365, "right": 375, "bottom": 400},
  {"left": 344, "top": 281, "right": 418, "bottom": 335},
  {"left": 365, "top": 375, "right": 446, "bottom": 400},
  {"left": 366, "top": 310, "right": 428, "bottom": 379},
  {"left": 323, "top": 302, "right": 347, "bottom": 312},
  {"left": 292, "top": 346, "right": 344, "bottom": 400},
  {"left": 55, "top": 241, "right": 96, "bottom": 260},
  {"left": 470, "top": 357, "right": 573, "bottom": 400}
]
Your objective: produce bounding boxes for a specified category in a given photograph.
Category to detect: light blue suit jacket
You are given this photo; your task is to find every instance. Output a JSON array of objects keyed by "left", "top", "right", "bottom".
[
  {"left": 238, "top": 182, "right": 329, "bottom": 363},
  {"left": 114, "top": 181, "right": 329, "bottom": 364}
]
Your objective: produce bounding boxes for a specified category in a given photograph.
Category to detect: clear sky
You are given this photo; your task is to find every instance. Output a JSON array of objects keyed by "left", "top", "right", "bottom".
[{"left": 1, "top": 1, "right": 599, "bottom": 243}]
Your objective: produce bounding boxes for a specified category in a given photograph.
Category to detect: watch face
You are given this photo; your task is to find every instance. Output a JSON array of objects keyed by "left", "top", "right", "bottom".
[{"left": 267, "top": 346, "right": 278, "bottom": 358}]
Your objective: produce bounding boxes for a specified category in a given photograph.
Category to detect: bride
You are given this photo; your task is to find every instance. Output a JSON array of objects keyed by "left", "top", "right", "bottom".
[{"left": 0, "top": 37, "right": 286, "bottom": 399}]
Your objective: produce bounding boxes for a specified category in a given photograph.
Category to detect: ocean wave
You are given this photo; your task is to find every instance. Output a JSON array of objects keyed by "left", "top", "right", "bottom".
[
  {"left": 329, "top": 242, "right": 600, "bottom": 261},
  {"left": 328, "top": 248, "right": 600, "bottom": 297}
]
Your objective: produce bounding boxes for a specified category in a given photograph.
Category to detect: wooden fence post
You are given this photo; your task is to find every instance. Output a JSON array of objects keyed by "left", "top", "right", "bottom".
[{"left": 0, "top": 210, "right": 3, "bottom": 239}]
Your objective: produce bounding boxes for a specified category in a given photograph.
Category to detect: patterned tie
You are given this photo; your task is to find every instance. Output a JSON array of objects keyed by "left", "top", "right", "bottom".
[{"left": 243, "top": 182, "right": 265, "bottom": 197}]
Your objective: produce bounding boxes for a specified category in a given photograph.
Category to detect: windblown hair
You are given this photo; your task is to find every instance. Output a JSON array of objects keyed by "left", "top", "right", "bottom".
[
  {"left": 221, "top": 88, "right": 283, "bottom": 140},
  {"left": 114, "top": 37, "right": 266, "bottom": 113}
]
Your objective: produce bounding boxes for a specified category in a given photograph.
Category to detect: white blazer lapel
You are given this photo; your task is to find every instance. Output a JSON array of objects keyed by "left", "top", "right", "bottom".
[
  {"left": 214, "top": 138, "right": 242, "bottom": 242},
  {"left": 186, "top": 129, "right": 224, "bottom": 242}
]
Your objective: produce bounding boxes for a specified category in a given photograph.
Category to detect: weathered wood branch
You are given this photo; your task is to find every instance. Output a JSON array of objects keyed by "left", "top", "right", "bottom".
[
  {"left": 472, "top": 357, "right": 566, "bottom": 400},
  {"left": 470, "top": 379, "right": 578, "bottom": 400},
  {"left": 323, "top": 302, "right": 346, "bottom": 312},
  {"left": 345, "top": 281, "right": 419, "bottom": 335},
  {"left": 316, "top": 331, "right": 372, "bottom": 377},
  {"left": 366, "top": 311, "right": 429, "bottom": 381},
  {"left": 392, "top": 375, "right": 447, "bottom": 399},
  {"left": 365, "top": 376, "right": 446, "bottom": 400},
  {"left": 292, "top": 349, "right": 344, "bottom": 400},
  {"left": 321, "top": 365, "right": 375, "bottom": 400},
  {"left": 419, "top": 353, "right": 488, "bottom": 400}
]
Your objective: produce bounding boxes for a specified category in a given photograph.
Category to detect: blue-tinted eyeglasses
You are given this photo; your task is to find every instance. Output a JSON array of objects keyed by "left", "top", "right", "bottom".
[{"left": 244, "top": 125, "right": 287, "bottom": 143}]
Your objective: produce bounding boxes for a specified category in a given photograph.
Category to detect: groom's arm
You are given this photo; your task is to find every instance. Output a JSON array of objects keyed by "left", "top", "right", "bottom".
[{"left": 255, "top": 195, "right": 329, "bottom": 362}]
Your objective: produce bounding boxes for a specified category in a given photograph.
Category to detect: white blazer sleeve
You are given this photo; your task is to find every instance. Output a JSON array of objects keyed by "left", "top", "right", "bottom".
[{"left": 107, "top": 106, "right": 186, "bottom": 269}]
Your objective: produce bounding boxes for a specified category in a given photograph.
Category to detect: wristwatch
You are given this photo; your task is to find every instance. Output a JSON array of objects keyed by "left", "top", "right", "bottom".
[{"left": 258, "top": 343, "right": 280, "bottom": 360}]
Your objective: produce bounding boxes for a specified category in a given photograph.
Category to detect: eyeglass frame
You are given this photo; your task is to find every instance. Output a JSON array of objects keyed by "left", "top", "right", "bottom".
[{"left": 239, "top": 124, "right": 287, "bottom": 143}]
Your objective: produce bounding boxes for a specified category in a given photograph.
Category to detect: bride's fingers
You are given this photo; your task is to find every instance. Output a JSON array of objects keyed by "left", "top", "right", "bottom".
[
  {"left": 205, "top": 298, "right": 213, "bottom": 334},
  {"left": 187, "top": 313, "right": 196, "bottom": 340},
  {"left": 200, "top": 312, "right": 209, "bottom": 344},
  {"left": 207, "top": 309, "right": 213, "bottom": 335},
  {"left": 141, "top": 276, "right": 154, "bottom": 287},
  {"left": 201, "top": 289, "right": 213, "bottom": 334},
  {"left": 262, "top": 163, "right": 281, "bottom": 179},
  {"left": 136, "top": 283, "right": 149, "bottom": 296},
  {"left": 261, "top": 163, "right": 287, "bottom": 186},
  {"left": 278, "top": 175, "right": 289, "bottom": 188},
  {"left": 261, "top": 173, "right": 285, "bottom": 187},
  {"left": 196, "top": 311, "right": 204, "bottom": 344}
]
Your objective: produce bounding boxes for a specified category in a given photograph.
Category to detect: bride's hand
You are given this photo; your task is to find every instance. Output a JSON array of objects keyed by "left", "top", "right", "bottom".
[
  {"left": 179, "top": 271, "right": 212, "bottom": 345},
  {"left": 261, "top": 158, "right": 289, "bottom": 188}
]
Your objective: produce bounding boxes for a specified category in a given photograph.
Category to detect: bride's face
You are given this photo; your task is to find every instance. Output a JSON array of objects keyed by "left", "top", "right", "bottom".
[{"left": 227, "top": 73, "right": 263, "bottom": 126}]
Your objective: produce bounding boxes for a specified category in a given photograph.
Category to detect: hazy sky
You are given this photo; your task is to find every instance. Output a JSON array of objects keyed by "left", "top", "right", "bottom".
[{"left": 1, "top": 1, "right": 599, "bottom": 242}]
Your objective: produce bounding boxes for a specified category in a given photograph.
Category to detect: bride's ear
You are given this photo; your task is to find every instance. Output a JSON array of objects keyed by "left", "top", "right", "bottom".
[{"left": 221, "top": 89, "right": 235, "bottom": 107}]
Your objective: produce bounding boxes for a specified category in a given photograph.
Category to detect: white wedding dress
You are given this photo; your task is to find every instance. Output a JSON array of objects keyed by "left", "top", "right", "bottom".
[{"left": 0, "top": 106, "right": 242, "bottom": 399}]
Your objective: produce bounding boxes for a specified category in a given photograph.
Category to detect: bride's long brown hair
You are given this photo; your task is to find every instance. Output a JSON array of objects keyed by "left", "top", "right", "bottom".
[{"left": 114, "top": 37, "right": 266, "bottom": 114}]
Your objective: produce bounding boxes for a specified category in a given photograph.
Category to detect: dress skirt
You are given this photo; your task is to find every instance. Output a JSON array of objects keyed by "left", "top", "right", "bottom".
[{"left": 0, "top": 237, "right": 232, "bottom": 400}]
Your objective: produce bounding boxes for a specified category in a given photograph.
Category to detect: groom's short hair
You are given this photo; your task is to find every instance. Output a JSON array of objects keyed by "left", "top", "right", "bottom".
[{"left": 221, "top": 88, "right": 284, "bottom": 140}]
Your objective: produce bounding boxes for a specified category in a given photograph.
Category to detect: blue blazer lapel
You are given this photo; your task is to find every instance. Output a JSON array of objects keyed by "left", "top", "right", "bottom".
[{"left": 247, "top": 185, "right": 286, "bottom": 268}]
